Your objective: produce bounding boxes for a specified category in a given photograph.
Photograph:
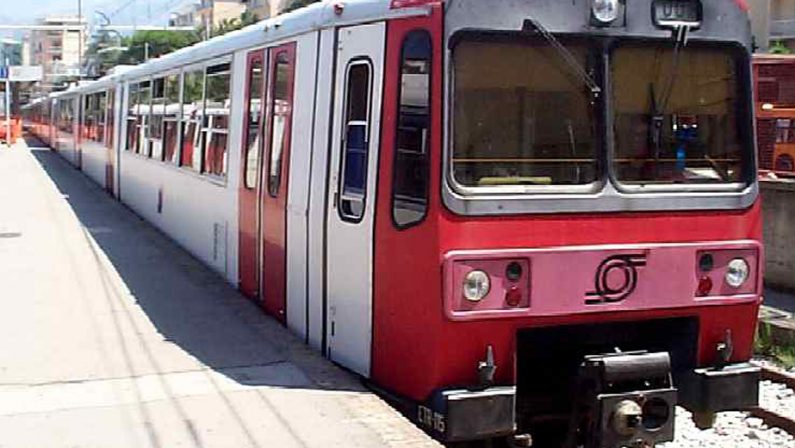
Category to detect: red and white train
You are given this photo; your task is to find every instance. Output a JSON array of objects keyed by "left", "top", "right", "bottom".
[{"left": 24, "top": 0, "right": 764, "bottom": 446}]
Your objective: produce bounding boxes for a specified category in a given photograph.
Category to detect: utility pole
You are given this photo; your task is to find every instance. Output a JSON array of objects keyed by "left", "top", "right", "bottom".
[
  {"left": 78, "top": 0, "right": 83, "bottom": 79},
  {"left": 4, "top": 57, "right": 10, "bottom": 147}
]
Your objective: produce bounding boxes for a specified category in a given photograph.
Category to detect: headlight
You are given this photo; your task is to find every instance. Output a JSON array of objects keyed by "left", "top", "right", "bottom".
[
  {"left": 725, "top": 258, "right": 750, "bottom": 288},
  {"left": 592, "top": 0, "right": 620, "bottom": 24},
  {"left": 463, "top": 270, "right": 491, "bottom": 302}
]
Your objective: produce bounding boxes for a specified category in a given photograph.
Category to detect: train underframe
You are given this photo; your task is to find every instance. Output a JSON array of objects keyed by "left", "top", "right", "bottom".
[{"left": 395, "top": 317, "right": 760, "bottom": 448}]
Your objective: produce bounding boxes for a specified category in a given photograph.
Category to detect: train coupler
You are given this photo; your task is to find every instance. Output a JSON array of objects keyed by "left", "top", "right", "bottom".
[{"left": 565, "top": 351, "right": 677, "bottom": 448}]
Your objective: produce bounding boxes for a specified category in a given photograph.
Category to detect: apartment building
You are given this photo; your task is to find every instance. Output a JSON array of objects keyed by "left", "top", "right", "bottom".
[
  {"left": 750, "top": 0, "right": 795, "bottom": 52},
  {"left": 26, "top": 15, "right": 86, "bottom": 87}
]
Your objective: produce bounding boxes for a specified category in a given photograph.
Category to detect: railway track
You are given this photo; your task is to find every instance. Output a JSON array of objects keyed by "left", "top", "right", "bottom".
[{"left": 750, "top": 361, "right": 795, "bottom": 437}]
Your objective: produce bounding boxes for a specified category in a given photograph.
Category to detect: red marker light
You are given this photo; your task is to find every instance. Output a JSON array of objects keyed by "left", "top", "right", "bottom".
[
  {"left": 696, "top": 276, "right": 713, "bottom": 297},
  {"left": 505, "top": 286, "right": 522, "bottom": 307},
  {"left": 734, "top": 0, "right": 749, "bottom": 12}
]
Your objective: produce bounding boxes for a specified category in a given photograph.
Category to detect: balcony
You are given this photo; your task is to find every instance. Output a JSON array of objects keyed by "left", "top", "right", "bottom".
[{"left": 772, "top": 19, "right": 795, "bottom": 40}]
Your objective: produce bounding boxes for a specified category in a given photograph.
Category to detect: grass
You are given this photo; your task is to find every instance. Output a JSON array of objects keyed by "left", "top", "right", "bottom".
[{"left": 755, "top": 321, "right": 795, "bottom": 370}]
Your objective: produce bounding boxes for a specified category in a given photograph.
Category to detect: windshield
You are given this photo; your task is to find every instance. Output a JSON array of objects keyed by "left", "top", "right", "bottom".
[
  {"left": 452, "top": 37, "right": 599, "bottom": 188},
  {"left": 611, "top": 43, "right": 750, "bottom": 186}
]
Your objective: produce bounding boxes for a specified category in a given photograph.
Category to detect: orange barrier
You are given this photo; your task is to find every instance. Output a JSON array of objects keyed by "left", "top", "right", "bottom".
[{"left": 0, "top": 117, "right": 23, "bottom": 144}]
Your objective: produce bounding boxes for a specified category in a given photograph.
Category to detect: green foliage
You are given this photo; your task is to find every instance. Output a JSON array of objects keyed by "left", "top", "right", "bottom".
[
  {"left": 283, "top": 0, "right": 321, "bottom": 13},
  {"left": 117, "top": 30, "right": 202, "bottom": 65},
  {"left": 755, "top": 321, "right": 795, "bottom": 370},
  {"left": 211, "top": 11, "right": 260, "bottom": 37},
  {"left": 770, "top": 40, "right": 793, "bottom": 55}
]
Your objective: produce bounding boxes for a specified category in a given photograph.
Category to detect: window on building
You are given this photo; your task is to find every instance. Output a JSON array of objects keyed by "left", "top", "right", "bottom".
[
  {"left": 392, "top": 30, "right": 432, "bottom": 228},
  {"left": 267, "top": 53, "right": 292, "bottom": 197},
  {"left": 244, "top": 56, "right": 264, "bottom": 189},
  {"left": 181, "top": 69, "right": 205, "bottom": 170},
  {"left": 338, "top": 60, "right": 372, "bottom": 222},
  {"left": 776, "top": 119, "right": 795, "bottom": 144},
  {"left": 204, "top": 63, "right": 231, "bottom": 177}
]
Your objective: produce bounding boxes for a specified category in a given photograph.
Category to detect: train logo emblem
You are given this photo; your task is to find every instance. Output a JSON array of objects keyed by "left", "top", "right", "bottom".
[{"left": 585, "top": 254, "right": 647, "bottom": 305}]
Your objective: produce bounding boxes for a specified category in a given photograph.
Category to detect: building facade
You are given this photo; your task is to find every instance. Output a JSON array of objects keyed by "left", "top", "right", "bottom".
[
  {"left": 749, "top": 0, "right": 795, "bottom": 52},
  {"left": 26, "top": 15, "right": 87, "bottom": 90},
  {"left": 0, "top": 39, "right": 23, "bottom": 66}
]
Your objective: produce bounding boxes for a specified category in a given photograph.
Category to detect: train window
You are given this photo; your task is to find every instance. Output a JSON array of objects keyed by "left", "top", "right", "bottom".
[
  {"left": 611, "top": 43, "right": 750, "bottom": 186},
  {"left": 181, "top": 69, "right": 205, "bottom": 171},
  {"left": 204, "top": 63, "right": 232, "bottom": 178},
  {"left": 267, "top": 53, "right": 291, "bottom": 197},
  {"left": 126, "top": 83, "right": 139, "bottom": 152},
  {"left": 244, "top": 57, "right": 264, "bottom": 189},
  {"left": 106, "top": 89, "right": 115, "bottom": 149},
  {"left": 338, "top": 60, "right": 372, "bottom": 221},
  {"left": 82, "top": 95, "right": 92, "bottom": 141},
  {"left": 451, "top": 38, "right": 598, "bottom": 188},
  {"left": 151, "top": 78, "right": 166, "bottom": 161},
  {"left": 163, "top": 74, "right": 181, "bottom": 163},
  {"left": 392, "top": 30, "right": 432, "bottom": 229},
  {"left": 95, "top": 91, "right": 107, "bottom": 144},
  {"left": 138, "top": 80, "right": 152, "bottom": 157}
]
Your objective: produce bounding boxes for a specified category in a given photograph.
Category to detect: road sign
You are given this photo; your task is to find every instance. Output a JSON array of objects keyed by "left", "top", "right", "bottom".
[
  {"left": 9, "top": 66, "right": 43, "bottom": 82},
  {"left": 0, "top": 66, "right": 7, "bottom": 80}
]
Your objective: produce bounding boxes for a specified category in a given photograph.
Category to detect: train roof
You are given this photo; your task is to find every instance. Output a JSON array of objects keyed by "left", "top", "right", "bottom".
[{"left": 54, "top": 0, "right": 430, "bottom": 98}]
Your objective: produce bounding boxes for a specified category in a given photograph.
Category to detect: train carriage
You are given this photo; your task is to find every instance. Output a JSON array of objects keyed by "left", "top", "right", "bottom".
[{"left": 23, "top": 0, "right": 763, "bottom": 446}]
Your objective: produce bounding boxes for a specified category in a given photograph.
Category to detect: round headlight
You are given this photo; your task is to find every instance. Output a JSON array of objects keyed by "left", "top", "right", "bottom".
[
  {"left": 725, "top": 258, "right": 750, "bottom": 288},
  {"left": 463, "top": 270, "right": 491, "bottom": 302},
  {"left": 592, "top": 0, "right": 619, "bottom": 24}
]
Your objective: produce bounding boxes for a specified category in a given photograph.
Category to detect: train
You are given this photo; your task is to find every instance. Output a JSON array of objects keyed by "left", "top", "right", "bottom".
[{"left": 23, "top": 0, "right": 763, "bottom": 446}]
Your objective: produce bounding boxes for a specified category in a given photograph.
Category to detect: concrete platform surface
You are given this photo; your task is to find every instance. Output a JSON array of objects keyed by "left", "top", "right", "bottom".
[{"left": 0, "top": 141, "right": 439, "bottom": 448}]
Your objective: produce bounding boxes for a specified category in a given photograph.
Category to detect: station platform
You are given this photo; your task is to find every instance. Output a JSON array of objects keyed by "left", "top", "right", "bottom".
[{"left": 0, "top": 140, "right": 438, "bottom": 447}]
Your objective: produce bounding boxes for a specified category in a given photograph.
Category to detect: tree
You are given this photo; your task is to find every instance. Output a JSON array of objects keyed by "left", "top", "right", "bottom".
[
  {"left": 283, "top": 0, "right": 321, "bottom": 13},
  {"left": 116, "top": 30, "right": 202, "bottom": 65},
  {"left": 211, "top": 11, "right": 260, "bottom": 37}
]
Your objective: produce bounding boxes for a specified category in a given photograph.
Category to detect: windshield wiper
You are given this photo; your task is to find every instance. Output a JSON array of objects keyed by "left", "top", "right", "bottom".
[
  {"left": 648, "top": 25, "right": 692, "bottom": 176},
  {"left": 524, "top": 18, "right": 601, "bottom": 98}
]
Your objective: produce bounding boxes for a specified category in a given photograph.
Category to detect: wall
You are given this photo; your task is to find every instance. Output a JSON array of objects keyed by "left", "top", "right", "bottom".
[{"left": 762, "top": 180, "right": 795, "bottom": 290}]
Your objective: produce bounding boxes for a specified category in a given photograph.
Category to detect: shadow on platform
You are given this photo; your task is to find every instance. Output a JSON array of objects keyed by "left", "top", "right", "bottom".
[{"left": 25, "top": 137, "right": 357, "bottom": 393}]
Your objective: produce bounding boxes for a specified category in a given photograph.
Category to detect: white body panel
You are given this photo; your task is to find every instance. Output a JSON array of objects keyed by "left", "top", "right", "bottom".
[
  {"left": 325, "top": 22, "right": 386, "bottom": 377},
  {"left": 79, "top": 139, "right": 109, "bottom": 188},
  {"left": 285, "top": 32, "right": 320, "bottom": 340},
  {"left": 307, "top": 27, "right": 337, "bottom": 351}
]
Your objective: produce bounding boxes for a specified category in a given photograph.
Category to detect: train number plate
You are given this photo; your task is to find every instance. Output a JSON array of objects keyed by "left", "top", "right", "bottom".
[{"left": 652, "top": 0, "right": 702, "bottom": 28}]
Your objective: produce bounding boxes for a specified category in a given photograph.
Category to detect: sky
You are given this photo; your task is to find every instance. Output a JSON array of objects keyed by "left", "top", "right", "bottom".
[{"left": 1, "top": 0, "right": 193, "bottom": 39}]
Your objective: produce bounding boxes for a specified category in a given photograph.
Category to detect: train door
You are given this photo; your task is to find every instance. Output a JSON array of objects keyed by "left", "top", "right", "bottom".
[
  {"left": 239, "top": 50, "right": 266, "bottom": 301},
  {"left": 325, "top": 23, "right": 386, "bottom": 377},
  {"left": 260, "top": 43, "right": 296, "bottom": 322}
]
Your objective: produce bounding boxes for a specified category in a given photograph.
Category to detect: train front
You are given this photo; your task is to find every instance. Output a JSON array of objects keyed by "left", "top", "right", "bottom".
[{"left": 388, "top": 0, "right": 763, "bottom": 446}]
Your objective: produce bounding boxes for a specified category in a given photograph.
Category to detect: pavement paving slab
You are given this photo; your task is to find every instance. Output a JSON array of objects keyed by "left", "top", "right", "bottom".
[{"left": 0, "top": 141, "right": 439, "bottom": 448}]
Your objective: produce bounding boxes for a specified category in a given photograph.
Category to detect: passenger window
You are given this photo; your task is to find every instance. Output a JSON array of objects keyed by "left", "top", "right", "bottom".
[
  {"left": 151, "top": 78, "right": 166, "bottom": 160},
  {"left": 244, "top": 57, "right": 264, "bottom": 189},
  {"left": 204, "top": 63, "right": 231, "bottom": 178},
  {"left": 163, "top": 74, "right": 181, "bottom": 164},
  {"left": 138, "top": 80, "right": 152, "bottom": 157},
  {"left": 106, "top": 89, "right": 115, "bottom": 148},
  {"left": 267, "top": 52, "right": 291, "bottom": 197},
  {"left": 392, "top": 30, "right": 432, "bottom": 228},
  {"left": 126, "top": 83, "right": 139, "bottom": 152},
  {"left": 96, "top": 91, "right": 106, "bottom": 144},
  {"left": 181, "top": 69, "right": 205, "bottom": 170},
  {"left": 339, "top": 61, "right": 372, "bottom": 221}
]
